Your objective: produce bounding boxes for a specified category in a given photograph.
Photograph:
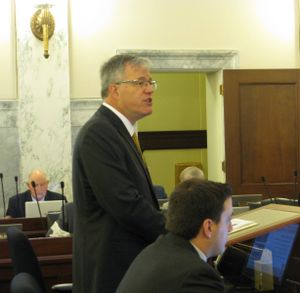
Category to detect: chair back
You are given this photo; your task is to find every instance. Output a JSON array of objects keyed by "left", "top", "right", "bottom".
[
  {"left": 11, "top": 272, "right": 43, "bottom": 293},
  {"left": 7, "top": 226, "right": 45, "bottom": 292}
]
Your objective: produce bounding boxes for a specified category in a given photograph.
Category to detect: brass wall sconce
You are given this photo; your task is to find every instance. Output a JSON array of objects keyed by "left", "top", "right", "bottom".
[{"left": 30, "top": 4, "right": 55, "bottom": 59}]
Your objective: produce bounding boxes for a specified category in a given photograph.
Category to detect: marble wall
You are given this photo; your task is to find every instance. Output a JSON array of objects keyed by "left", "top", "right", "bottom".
[
  {"left": 70, "top": 99, "right": 102, "bottom": 149},
  {"left": 0, "top": 101, "right": 19, "bottom": 217},
  {"left": 14, "top": 0, "right": 72, "bottom": 207}
]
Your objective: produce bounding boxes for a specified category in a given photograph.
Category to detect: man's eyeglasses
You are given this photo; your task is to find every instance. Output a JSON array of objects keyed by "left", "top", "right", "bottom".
[{"left": 115, "top": 79, "right": 158, "bottom": 90}]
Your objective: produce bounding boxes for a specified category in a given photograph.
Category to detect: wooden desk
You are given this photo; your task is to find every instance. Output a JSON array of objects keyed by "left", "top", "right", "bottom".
[
  {"left": 228, "top": 204, "right": 300, "bottom": 245},
  {"left": 0, "top": 236, "right": 72, "bottom": 293},
  {"left": 0, "top": 217, "right": 48, "bottom": 237}
]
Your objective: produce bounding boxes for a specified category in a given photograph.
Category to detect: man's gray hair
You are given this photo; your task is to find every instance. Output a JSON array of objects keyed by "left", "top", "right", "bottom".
[{"left": 100, "top": 54, "right": 151, "bottom": 98}]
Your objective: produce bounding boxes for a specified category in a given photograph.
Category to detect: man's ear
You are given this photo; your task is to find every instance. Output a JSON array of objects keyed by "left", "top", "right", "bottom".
[
  {"left": 202, "top": 218, "right": 214, "bottom": 239},
  {"left": 108, "top": 84, "right": 120, "bottom": 99}
]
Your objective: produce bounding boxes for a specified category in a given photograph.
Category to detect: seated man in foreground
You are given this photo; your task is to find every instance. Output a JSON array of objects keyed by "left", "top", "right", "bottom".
[
  {"left": 117, "top": 179, "right": 233, "bottom": 293},
  {"left": 6, "top": 169, "right": 66, "bottom": 218}
]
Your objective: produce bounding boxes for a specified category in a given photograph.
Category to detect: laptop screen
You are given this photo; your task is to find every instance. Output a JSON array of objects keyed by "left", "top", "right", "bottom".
[
  {"left": 25, "top": 200, "right": 62, "bottom": 218},
  {"left": 244, "top": 223, "right": 299, "bottom": 285}
]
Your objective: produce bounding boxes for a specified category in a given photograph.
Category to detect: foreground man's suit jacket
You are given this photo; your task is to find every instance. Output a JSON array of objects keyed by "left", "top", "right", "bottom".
[
  {"left": 117, "top": 233, "right": 225, "bottom": 293},
  {"left": 72, "top": 106, "right": 165, "bottom": 293}
]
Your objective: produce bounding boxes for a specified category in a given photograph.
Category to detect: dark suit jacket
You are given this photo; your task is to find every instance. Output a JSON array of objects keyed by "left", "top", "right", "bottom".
[
  {"left": 6, "top": 190, "right": 65, "bottom": 218},
  {"left": 117, "top": 233, "right": 225, "bottom": 293},
  {"left": 72, "top": 106, "right": 166, "bottom": 293}
]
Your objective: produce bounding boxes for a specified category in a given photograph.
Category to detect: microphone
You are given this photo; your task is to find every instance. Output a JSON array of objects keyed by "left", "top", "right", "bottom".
[
  {"left": 234, "top": 242, "right": 264, "bottom": 253},
  {"left": 296, "top": 171, "right": 300, "bottom": 206},
  {"left": 0, "top": 173, "right": 5, "bottom": 217},
  {"left": 14, "top": 176, "right": 20, "bottom": 214},
  {"left": 31, "top": 181, "right": 45, "bottom": 230},
  {"left": 293, "top": 171, "right": 298, "bottom": 206},
  {"left": 261, "top": 176, "right": 273, "bottom": 203},
  {"left": 60, "top": 181, "right": 66, "bottom": 231}
]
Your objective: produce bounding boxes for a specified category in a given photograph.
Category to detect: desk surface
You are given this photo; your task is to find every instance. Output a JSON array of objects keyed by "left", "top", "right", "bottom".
[{"left": 227, "top": 204, "right": 300, "bottom": 245}]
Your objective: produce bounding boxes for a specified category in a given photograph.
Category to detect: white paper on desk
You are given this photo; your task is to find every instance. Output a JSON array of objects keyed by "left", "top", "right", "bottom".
[
  {"left": 230, "top": 218, "right": 258, "bottom": 234},
  {"left": 48, "top": 221, "right": 71, "bottom": 238}
]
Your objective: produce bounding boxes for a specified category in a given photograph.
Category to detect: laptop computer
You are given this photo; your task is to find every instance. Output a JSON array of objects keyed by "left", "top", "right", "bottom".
[
  {"left": 218, "top": 223, "right": 299, "bottom": 291},
  {"left": 25, "top": 200, "right": 62, "bottom": 218},
  {"left": 243, "top": 223, "right": 299, "bottom": 288}
]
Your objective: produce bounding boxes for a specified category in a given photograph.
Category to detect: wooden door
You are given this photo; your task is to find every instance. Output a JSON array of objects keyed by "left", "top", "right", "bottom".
[{"left": 224, "top": 69, "right": 300, "bottom": 198}]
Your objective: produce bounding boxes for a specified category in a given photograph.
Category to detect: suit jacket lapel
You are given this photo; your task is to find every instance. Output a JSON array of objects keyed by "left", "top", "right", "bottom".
[
  {"left": 99, "top": 106, "right": 149, "bottom": 172},
  {"left": 98, "top": 106, "right": 159, "bottom": 208}
]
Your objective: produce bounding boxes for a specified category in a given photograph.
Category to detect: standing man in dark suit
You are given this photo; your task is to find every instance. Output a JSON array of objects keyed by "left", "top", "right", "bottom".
[
  {"left": 72, "top": 54, "right": 166, "bottom": 293},
  {"left": 6, "top": 169, "right": 65, "bottom": 218},
  {"left": 117, "top": 179, "right": 233, "bottom": 293}
]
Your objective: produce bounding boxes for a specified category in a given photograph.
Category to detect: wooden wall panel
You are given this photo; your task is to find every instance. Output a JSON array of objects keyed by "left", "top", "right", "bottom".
[{"left": 224, "top": 69, "right": 300, "bottom": 198}]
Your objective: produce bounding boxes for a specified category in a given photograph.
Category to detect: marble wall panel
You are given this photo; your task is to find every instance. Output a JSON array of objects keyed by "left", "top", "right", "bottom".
[
  {"left": 0, "top": 101, "right": 19, "bottom": 216},
  {"left": 15, "top": 0, "right": 72, "bottom": 199}
]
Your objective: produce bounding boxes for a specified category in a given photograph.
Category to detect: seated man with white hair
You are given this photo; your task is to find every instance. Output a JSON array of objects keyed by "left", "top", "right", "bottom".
[{"left": 6, "top": 169, "right": 66, "bottom": 218}]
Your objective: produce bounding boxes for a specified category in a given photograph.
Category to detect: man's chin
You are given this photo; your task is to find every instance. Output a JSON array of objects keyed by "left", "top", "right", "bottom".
[
  {"left": 36, "top": 196, "right": 45, "bottom": 201},
  {"left": 143, "top": 108, "right": 152, "bottom": 116}
]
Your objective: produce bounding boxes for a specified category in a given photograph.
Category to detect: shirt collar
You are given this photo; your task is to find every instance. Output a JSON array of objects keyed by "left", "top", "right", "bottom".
[
  {"left": 190, "top": 241, "right": 207, "bottom": 262},
  {"left": 102, "top": 102, "right": 136, "bottom": 136},
  {"left": 31, "top": 195, "right": 45, "bottom": 202}
]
